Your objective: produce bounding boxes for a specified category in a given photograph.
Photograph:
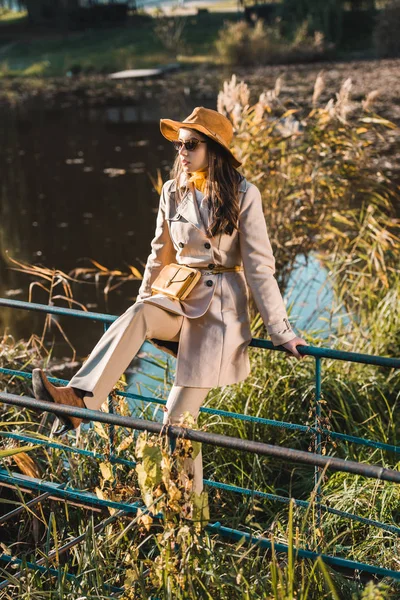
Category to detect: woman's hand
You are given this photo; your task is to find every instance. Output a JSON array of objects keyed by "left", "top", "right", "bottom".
[{"left": 281, "top": 337, "right": 308, "bottom": 360}]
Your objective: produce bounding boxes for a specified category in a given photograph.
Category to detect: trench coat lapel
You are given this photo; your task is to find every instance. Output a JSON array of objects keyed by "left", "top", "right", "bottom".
[
  {"left": 173, "top": 179, "right": 208, "bottom": 236},
  {"left": 169, "top": 174, "right": 248, "bottom": 235}
]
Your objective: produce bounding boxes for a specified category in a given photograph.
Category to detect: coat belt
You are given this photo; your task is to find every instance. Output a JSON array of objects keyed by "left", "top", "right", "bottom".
[{"left": 187, "top": 265, "right": 244, "bottom": 276}]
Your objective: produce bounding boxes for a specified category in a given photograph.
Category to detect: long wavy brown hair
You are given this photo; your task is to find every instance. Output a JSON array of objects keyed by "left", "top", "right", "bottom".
[{"left": 170, "top": 129, "right": 244, "bottom": 238}]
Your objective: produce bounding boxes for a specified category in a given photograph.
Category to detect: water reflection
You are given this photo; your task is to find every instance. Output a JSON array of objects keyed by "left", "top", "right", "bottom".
[
  {"left": 89, "top": 105, "right": 163, "bottom": 124},
  {"left": 0, "top": 100, "right": 186, "bottom": 350},
  {"left": 285, "top": 252, "right": 349, "bottom": 337}
]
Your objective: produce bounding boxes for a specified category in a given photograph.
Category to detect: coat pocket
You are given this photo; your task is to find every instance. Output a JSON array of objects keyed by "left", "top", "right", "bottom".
[{"left": 224, "top": 272, "right": 249, "bottom": 316}]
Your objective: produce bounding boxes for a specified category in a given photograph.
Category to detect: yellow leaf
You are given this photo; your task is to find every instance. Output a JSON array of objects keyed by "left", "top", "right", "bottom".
[
  {"left": 128, "top": 265, "right": 143, "bottom": 279},
  {"left": 99, "top": 462, "right": 113, "bottom": 482},
  {"left": 13, "top": 452, "right": 41, "bottom": 478},
  {"left": 135, "top": 433, "right": 149, "bottom": 459},
  {"left": 138, "top": 512, "right": 153, "bottom": 531},
  {"left": 94, "top": 421, "right": 109, "bottom": 440},
  {"left": 359, "top": 117, "right": 397, "bottom": 129},
  {"left": 95, "top": 487, "right": 105, "bottom": 500},
  {"left": 281, "top": 109, "right": 300, "bottom": 118},
  {"left": 142, "top": 446, "right": 163, "bottom": 486},
  {"left": 89, "top": 259, "right": 110, "bottom": 272},
  {"left": 168, "top": 481, "right": 182, "bottom": 504},
  {"left": 136, "top": 463, "right": 154, "bottom": 508},
  {"left": 117, "top": 435, "right": 134, "bottom": 453}
]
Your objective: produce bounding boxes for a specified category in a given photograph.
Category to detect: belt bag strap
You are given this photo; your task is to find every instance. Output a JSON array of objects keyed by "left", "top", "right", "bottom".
[
  {"left": 208, "top": 266, "right": 243, "bottom": 274},
  {"left": 188, "top": 265, "right": 244, "bottom": 275}
]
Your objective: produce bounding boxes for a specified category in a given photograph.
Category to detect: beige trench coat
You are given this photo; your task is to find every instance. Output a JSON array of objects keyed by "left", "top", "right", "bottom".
[{"left": 136, "top": 174, "right": 296, "bottom": 388}]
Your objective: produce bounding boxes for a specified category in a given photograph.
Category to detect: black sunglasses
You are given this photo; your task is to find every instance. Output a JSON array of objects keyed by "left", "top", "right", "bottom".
[{"left": 172, "top": 139, "right": 207, "bottom": 152}]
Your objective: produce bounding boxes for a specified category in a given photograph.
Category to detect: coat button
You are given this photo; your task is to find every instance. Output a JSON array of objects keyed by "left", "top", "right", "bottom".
[
  {"left": 179, "top": 242, "right": 184, "bottom": 248},
  {"left": 208, "top": 263, "right": 215, "bottom": 269},
  {"left": 206, "top": 280, "right": 213, "bottom": 287},
  {"left": 204, "top": 242, "right": 211, "bottom": 249}
]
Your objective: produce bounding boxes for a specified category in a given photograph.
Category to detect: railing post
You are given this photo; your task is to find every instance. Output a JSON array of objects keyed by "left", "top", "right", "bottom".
[
  {"left": 104, "top": 323, "right": 116, "bottom": 478},
  {"left": 314, "top": 356, "right": 322, "bottom": 534}
]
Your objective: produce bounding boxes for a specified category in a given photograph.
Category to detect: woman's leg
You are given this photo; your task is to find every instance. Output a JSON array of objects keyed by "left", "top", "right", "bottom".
[
  {"left": 163, "top": 385, "right": 211, "bottom": 495},
  {"left": 68, "top": 301, "right": 183, "bottom": 411}
]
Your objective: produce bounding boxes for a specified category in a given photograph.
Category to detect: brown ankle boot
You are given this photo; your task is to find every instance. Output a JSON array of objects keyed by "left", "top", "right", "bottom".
[{"left": 32, "top": 368, "right": 88, "bottom": 435}]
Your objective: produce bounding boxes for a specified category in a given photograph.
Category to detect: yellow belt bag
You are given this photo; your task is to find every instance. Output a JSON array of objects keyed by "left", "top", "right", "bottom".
[
  {"left": 151, "top": 263, "right": 243, "bottom": 301},
  {"left": 151, "top": 264, "right": 201, "bottom": 301}
]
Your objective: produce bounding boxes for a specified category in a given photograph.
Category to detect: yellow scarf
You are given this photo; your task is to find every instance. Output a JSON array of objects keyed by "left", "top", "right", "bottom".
[{"left": 187, "top": 167, "right": 209, "bottom": 194}]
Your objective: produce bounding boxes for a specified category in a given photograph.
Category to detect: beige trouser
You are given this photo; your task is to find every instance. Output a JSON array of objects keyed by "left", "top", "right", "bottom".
[{"left": 67, "top": 301, "right": 211, "bottom": 494}]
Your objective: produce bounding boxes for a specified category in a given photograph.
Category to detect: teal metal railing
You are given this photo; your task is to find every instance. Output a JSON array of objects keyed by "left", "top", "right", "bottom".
[{"left": 0, "top": 297, "right": 399, "bottom": 591}]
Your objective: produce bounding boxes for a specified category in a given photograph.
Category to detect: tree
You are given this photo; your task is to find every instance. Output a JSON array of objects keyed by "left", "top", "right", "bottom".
[
  {"left": 22, "top": 0, "right": 79, "bottom": 25},
  {"left": 280, "top": 0, "right": 344, "bottom": 44}
]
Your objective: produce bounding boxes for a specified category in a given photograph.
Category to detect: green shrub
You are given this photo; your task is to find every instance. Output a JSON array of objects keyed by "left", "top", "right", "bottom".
[{"left": 215, "top": 18, "right": 334, "bottom": 66}]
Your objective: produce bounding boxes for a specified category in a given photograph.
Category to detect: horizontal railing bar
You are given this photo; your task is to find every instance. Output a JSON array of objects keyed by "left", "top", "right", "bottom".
[
  {"left": 251, "top": 337, "right": 400, "bottom": 368},
  {"left": 2, "top": 369, "right": 399, "bottom": 454},
  {"left": 2, "top": 431, "right": 399, "bottom": 536},
  {"left": 1, "top": 297, "right": 399, "bottom": 368},
  {"left": 0, "top": 478, "right": 137, "bottom": 517},
  {"left": 205, "top": 481, "right": 400, "bottom": 536},
  {"left": 0, "top": 298, "right": 115, "bottom": 324},
  {"left": 1, "top": 392, "right": 400, "bottom": 483},
  {"left": 0, "top": 554, "right": 124, "bottom": 593},
  {"left": 1, "top": 470, "right": 398, "bottom": 583},
  {"left": 0, "top": 480, "right": 110, "bottom": 513},
  {"left": 0, "top": 469, "right": 143, "bottom": 514},
  {"left": 0, "top": 430, "right": 111, "bottom": 458},
  {"left": 0, "top": 555, "right": 78, "bottom": 586},
  {"left": 327, "top": 430, "right": 400, "bottom": 453},
  {"left": 207, "top": 522, "right": 400, "bottom": 581}
]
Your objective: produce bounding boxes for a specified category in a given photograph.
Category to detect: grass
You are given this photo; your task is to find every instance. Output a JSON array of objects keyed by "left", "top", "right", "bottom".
[
  {"left": 0, "top": 10, "right": 243, "bottom": 77},
  {"left": 0, "top": 8, "right": 27, "bottom": 26},
  {"left": 1, "top": 340, "right": 399, "bottom": 597},
  {"left": 1, "top": 23, "right": 167, "bottom": 76}
]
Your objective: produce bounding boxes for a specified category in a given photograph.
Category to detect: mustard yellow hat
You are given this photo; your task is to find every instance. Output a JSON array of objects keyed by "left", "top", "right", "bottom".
[{"left": 160, "top": 106, "right": 242, "bottom": 168}]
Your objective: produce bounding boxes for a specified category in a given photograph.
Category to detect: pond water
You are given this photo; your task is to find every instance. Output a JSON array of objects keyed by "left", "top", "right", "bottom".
[{"left": 0, "top": 98, "right": 340, "bottom": 403}]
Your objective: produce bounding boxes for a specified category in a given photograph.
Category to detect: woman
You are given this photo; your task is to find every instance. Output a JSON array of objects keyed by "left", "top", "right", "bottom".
[{"left": 32, "top": 107, "right": 307, "bottom": 498}]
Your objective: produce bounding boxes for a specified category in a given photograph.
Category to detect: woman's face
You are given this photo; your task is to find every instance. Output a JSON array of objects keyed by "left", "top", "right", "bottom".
[{"left": 177, "top": 128, "right": 209, "bottom": 173}]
